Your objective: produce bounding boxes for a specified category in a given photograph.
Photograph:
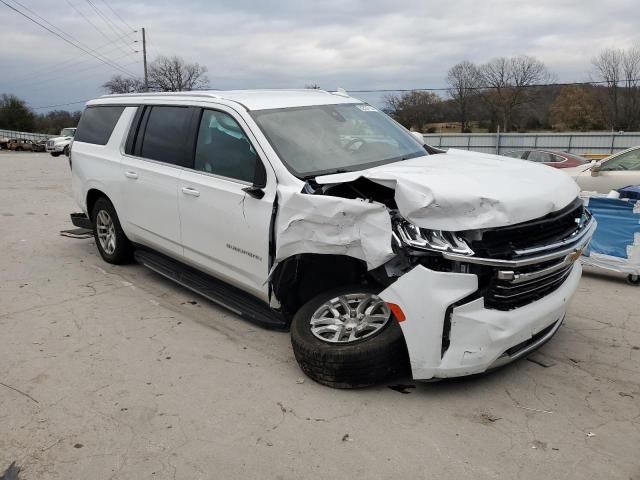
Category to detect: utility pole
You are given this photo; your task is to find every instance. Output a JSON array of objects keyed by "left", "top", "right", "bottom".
[{"left": 142, "top": 27, "right": 148, "bottom": 91}]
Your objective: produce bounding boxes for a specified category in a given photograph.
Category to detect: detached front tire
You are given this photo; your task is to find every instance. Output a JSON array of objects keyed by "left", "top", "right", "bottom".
[
  {"left": 91, "top": 197, "right": 133, "bottom": 264},
  {"left": 290, "top": 286, "right": 409, "bottom": 388}
]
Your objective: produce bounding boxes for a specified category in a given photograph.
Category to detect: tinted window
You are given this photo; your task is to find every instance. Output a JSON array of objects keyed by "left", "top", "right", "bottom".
[
  {"left": 528, "top": 151, "right": 554, "bottom": 163},
  {"left": 140, "top": 106, "right": 193, "bottom": 166},
  {"left": 194, "top": 110, "right": 257, "bottom": 182},
  {"left": 75, "top": 106, "right": 125, "bottom": 145}
]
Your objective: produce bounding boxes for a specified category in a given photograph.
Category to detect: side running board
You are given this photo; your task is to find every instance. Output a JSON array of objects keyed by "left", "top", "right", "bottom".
[{"left": 134, "top": 249, "right": 287, "bottom": 330}]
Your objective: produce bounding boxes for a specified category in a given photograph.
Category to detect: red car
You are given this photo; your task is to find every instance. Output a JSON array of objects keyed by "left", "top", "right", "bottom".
[{"left": 503, "top": 149, "right": 587, "bottom": 168}]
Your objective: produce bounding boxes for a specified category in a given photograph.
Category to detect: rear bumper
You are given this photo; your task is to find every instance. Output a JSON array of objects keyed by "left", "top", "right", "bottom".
[
  {"left": 379, "top": 262, "right": 581, "bottom": 380},
  {"left": 70, "top": 212, "right": 92, "bottom": 229}
]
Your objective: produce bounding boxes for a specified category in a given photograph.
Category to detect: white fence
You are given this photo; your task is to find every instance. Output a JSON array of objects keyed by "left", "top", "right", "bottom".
[
  {"left": 421, "top": 131, "right": 640, "bottom": 156},
  {"left": 0, "top": 128, "right": 52, "bottom": 142}
]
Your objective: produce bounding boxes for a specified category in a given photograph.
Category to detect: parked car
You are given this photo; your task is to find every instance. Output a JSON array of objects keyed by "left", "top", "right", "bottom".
[
  {"left": 69, "top": 90, "right": 595, "bottom": 388},
  {"left": 0, "top": 136, "right": 9, "bottom": 149},
  {"left": 563, "top": 146, "right": 640, "bottom": 193},
  {"left": 33, "top": 139, "right": 47, "bottom": 152},
  {"left": 46, "top": 127, "right": 76, "bottom": 157},
  {"left": 7, "top": 138, "right": 35, "bottom": 151},
  {"left": 503, "top": 149, "right": 587, "bottom": 168}
]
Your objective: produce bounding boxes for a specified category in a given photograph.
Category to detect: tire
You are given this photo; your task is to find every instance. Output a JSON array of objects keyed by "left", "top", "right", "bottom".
[
  {"left": 63, "top": 145, "right": 69, "bottom": 156},
  {"left": 627, "top": 274, "right": 640, "bottom": 286},
  {"left": 90, "top": 197, "right": 133, "bottom": 264},
  {"left": 16, "top": 147, "right": 23, "bottom": 151},
  {"left": 51, "top": 152, "right": 60, "bottom": 157},
  {"left": 290, "top": 285, "right": 409, "bottom": 389}
]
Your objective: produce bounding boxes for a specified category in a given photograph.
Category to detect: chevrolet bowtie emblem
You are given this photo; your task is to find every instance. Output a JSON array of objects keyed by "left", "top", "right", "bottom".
[{"left": 567, "top": 248, "right": 584, "bottom": 263}]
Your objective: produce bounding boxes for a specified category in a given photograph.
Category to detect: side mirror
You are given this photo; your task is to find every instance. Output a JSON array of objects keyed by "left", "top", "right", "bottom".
[
  {"left": 242, "top": 154, "right": 266, "bottom": 199},
  {"left": 410, "top": 131, "right": 425, "bottom": 145},
  {"left": 590, "top": 165, "right": 600, "bottom": 176}
]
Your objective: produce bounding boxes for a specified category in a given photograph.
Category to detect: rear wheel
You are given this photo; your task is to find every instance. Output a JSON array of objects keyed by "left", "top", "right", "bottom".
[
  {"left": 290, "top": 286, "right": 409, "bottom": 388},
  {"left": 91, "top": 197, "right": 133, "bottom": 264}
]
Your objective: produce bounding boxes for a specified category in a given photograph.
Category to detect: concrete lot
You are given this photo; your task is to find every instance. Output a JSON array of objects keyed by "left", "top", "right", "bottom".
[{"left": 1, "top": 151, "right": 639, "bottom": 480}]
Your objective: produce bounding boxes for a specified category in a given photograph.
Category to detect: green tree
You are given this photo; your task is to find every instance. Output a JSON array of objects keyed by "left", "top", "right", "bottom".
[{"left": 0, "top": 94, "right": 35, "bottom": 132}]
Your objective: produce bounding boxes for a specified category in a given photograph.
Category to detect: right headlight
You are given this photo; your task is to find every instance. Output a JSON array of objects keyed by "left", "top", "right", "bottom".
[{"left": 395, "top": 221, "right": 474, "bottom": 256}]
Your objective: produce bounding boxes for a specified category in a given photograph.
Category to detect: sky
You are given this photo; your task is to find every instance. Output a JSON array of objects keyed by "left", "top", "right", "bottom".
[{"left": 1, "top": 0, "right": 639, "bottom": 112}]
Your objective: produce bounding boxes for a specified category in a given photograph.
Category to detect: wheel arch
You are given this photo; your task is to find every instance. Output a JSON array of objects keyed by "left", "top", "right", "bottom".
[
  {"left": 86, "top": 188, "right": 109, "bottom": 217},
  {"left": 270, "top": 253, "right": 371, "bottom": 322}
]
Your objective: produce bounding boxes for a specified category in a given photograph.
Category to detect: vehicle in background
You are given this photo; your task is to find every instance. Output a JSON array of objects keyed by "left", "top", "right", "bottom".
[
  {"left": 7, "top": 138, "right": 36, "bottom": 151},
  {"left": 503, "top": 149, "right": 587, "bottom": 168},
  {"left": 33, "top": 139, "right": 47, "bottom": 152},
  {"left": 563, "top": 146, "right": 640, "bottom": 193},
  {"left": 0, "top": 136, "right": 9, "bottom": 149},
  {"left": 46, "top": 127, "right": 76, "bottom": 157}
]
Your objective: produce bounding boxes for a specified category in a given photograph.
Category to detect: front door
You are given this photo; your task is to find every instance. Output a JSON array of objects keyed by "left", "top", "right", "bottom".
[
  {"left": 178, "top": 107, "right": 274, "bottom": 300},
  {"left": 577, "top": 148, "right": 640, "bottom": 193}
]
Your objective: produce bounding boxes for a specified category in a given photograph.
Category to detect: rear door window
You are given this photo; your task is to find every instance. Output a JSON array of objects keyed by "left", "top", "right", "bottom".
[
  {"left": 139, "top": 106, "right": 194, "bottom": 167},
  {"left": 75, "top": 106, "right": 125, "bottom": 145}
]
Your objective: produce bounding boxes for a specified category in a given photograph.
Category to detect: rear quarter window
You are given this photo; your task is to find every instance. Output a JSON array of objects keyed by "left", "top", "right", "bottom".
[{"left": 74, "top": 106, "right": 125, "bottom": 145}]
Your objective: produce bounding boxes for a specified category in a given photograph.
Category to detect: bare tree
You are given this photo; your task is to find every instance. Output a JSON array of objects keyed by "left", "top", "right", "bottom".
[
  {"left": 102, "top": 75, "right": 145, "bottom": 94},
  {"left": 621, "top": 46, "right": 640, "bottom": 130},
  {"left": 148, "top": 56, "right": 210, "bottom": 92},
  {"left": 592, "top": 48, "right": 623, "bottom": 129},
  {"left": 383, "top": 90, "right": 443, "bottom": 131},
  {"left": 446, "top": 61, "right": 481, "bottom": 132},
  {"left": 479, "top": 55, "right": 552, "bottom": 131}
]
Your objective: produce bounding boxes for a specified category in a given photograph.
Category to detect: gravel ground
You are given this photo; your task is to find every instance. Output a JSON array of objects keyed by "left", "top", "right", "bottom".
[{"left": 1, "top": 151, "right": 639, "bottom": 480}]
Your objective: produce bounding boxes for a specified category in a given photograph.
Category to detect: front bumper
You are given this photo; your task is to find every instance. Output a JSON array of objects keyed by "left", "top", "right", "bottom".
[
  {"left": 379, "top": 262, "right": 581, "bottom": 380},
  {"left": 46, "top": 144, "right": 66, "bottom": 153}
]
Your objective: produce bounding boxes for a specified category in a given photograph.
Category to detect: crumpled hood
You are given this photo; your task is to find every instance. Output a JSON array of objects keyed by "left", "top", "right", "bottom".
[{"left": 315, "top": 149, "right": 580, "bottom": 231}]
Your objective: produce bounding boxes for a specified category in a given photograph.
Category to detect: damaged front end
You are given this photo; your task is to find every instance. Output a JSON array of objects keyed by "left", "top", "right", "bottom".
[
  {"left": 271, "top": 150, "right": 595, "bottom": 380},
  {"left": 381, "top": 197, "right": 595, "bottom": 379}
]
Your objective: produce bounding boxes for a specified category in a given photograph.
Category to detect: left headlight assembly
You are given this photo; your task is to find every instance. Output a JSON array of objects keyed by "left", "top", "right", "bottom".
[{"left": 395, "top": 221, "right": 474, "bottom": 255}]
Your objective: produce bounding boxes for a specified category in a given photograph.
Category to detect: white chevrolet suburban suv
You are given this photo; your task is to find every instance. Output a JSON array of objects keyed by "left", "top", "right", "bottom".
[{"left": 69, "top": 90, "right": 595, "bottom": 388}]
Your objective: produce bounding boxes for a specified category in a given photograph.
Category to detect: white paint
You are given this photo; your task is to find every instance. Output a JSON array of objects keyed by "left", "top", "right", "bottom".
[
  {"left": 317, "top": 149, "right": 579, "bottom": 231},
  {"left": 275, "top": 186, "right": 394, "bottom": 270},
  {"left": 380, "top": 263, "right": 582, "bottom": 380}
]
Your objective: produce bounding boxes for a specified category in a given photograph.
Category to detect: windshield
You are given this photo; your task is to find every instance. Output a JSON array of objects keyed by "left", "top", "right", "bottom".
[
  {"left": 60, "top": 128, "right": 76, "bottom": 137},
  {"left": 250, "top": 103, "right": 426, "bottom": 177}
]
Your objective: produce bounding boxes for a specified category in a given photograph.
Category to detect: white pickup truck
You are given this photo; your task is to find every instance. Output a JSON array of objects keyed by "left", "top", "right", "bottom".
[
  {"left": 68, "top": 90, "right": 595, "bottom": 388},
  {"left": 46, "top": 127, "right": 76, "bottom": 157}
]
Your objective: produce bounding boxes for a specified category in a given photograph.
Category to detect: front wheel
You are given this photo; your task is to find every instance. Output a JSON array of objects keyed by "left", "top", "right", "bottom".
[
  {"left": 290, "top": 286, "right": 409, "bottom": 388},
  {"left": 51, "top": 152, "right": 60, "bottom": 157},
  {"left": 627, "top": 274, "right": 640, "bottom": 286},
  {"left": 91, "top": 197, "right": 133, "bottom": 264}
]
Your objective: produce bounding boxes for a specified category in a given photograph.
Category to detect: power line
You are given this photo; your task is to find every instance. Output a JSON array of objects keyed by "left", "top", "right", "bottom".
[
  {"left": 100, "top": 0, "right": 135, "bottom": 32},
  {"left": 65, "top": 0, "right": 133, "bottom": 56},
  {"left": 4, "top": 42, "right": 138, "bottom": 86},
  {"left": 0, "top": 0, "right": 137, "bottom": 78},
  {"left": 346, "top": 78, "right": 639, "bottom": 93},
  {"left": 7, "top": 0, "right": 137, "bottom": 72},
  {"left": 84, "top": 0, "right": 136, "bottom": 53}
]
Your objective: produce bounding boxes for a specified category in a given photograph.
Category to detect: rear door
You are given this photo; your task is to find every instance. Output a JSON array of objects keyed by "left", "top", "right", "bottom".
[
  {"left": 119, "top": 105, "right": 197, "bottom": 258},
  {"left": 178, "top": 107, "right": 274, "bottom": 300}
]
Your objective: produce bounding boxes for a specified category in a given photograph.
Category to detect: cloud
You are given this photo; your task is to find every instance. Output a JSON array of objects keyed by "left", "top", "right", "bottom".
[{"left": 0, "top": 0, "right": 638, "bottom": 110}]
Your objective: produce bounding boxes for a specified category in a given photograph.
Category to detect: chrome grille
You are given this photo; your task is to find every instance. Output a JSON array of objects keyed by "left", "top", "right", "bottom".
[{"left": 485, "top": 260, "right": 575, "bottom": 311}]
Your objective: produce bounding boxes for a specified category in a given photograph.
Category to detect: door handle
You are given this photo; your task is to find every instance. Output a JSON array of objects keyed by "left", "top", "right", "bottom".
[
  {"left": 124, "top": 171, "right": 138, "bottom": 179},
  {"left": 181, "top": 187, "right": 200, "bottom": 197}
]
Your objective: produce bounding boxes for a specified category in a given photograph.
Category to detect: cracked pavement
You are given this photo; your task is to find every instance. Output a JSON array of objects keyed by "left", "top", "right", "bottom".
[{"left": 1, "top": 152, "right": 639, "bottom": 479}]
